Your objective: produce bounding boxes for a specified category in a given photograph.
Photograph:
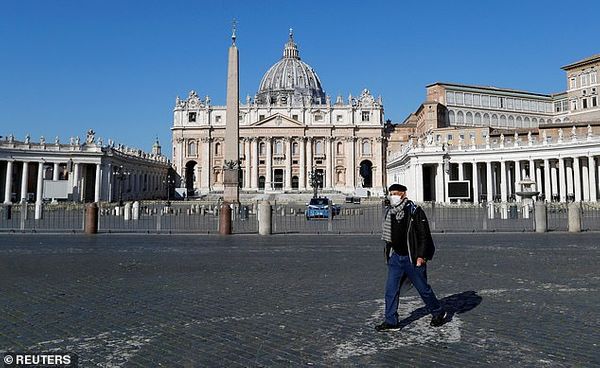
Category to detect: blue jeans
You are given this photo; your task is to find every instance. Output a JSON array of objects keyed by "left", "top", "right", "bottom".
[{"left": 384, "top": 253, "right": 443, "bottom": 325}]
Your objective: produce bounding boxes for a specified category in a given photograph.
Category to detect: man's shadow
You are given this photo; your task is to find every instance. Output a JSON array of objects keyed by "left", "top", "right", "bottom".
[{"left": 398, "top": 290, "right": 482, "bottom": 329}]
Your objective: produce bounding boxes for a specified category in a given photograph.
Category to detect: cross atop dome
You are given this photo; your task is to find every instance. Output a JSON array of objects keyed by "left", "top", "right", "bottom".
[{"left": 283, "top": 28, "right": 299, "bottom": 59}]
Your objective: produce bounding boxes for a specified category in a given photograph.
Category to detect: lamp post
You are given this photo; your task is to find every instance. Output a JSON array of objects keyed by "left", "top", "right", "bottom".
[
  {"left": 308, "top": 169, "right": 323, "bottom": 199},
  {"left": 441, "top": 143, "right": 451, "bottom": 203},
  {"left": 163, "top": 173, "right": 175, "bottom": 206},
  {"left": 114, "top": 165, "right": 130, "bottom": 206}
]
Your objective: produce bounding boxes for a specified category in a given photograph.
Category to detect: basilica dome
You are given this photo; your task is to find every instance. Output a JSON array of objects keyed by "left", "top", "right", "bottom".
[{"left": 256, "top": 31, "right": 326, "bottom": 105}]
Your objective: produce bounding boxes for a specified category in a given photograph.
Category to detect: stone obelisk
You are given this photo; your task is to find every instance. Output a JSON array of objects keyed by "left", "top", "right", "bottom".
[{"left": 223, "top": 24, "right": 240, "bottom": 204}]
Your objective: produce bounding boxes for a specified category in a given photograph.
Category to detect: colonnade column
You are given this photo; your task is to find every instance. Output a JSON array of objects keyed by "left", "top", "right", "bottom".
[
  {"left": 299, "top": 138, "right": 306, "bottom": 191},
  {"left": 573, "top": 157, "right": 582, "bottom": 202},
  {"left": 544, "top": 159, "right": 551, "bottom": 202},
  {"left": 35, "top": 162, "right": 44, "bottom": 219},
  {"left": 582, "top": 157, "right": 590, "bottom": 201},
  {"left": 414, "top": 162, "right": 423, "bottom": 202},
  {"left": 94, "top": 163, "right": 102, "bottom": 203},
  {"left": 514, "top": 160, "right": 521, "bottom": 202},
  {"left": 472, "top": 161, "right": 479, "bottom": 203},
  {"left": 285, "top": 138, "right": 292, "bottom": 190},
  {"left": 486, "top": 161, "right": 493, "bottom": 202},
  {"left": 535, "top": 163, "right": 543, "bottom": 201},
  {"left": 500, "top": 160, "right": 507, "bottom": 202},
  {"left": 306, "top": 138, "right": 313, "bottom": 189},
  {"left": 435, "top": 162, "right": 444, "bottom": 202},
  {"left": 20, "top": 161, "right": 29, "bottom": 203},
  {"left": 4, "top": 160, "right": 14, "bottom": 204},
  {"left": 551, "top": 161, "right": 558, "bottom": 200},
  {"left": 244, "top": 138, "right": 251, "bottom": 190},
  {"left": 444, "top": 162, "right": 451, "bottom": 203},
  {"left": 266, "top": 138, "right": 272, "bottom": 190},
  {"left": 589, "top": 156, "right": 597, "bottom": 202},
  {"left": 566, "top": 159, "right": 574, "bottom": 198},
  {"left": 558, "top": 157, "right": 566, "bottom": 202},
  {"left": 73, "top": 163, "right": 81, "bottom": 202},
  {"left": 528, "top": 159, "right": 535, "bottom": 180},
  {"left": 201, "top": 137, "right": 211, "bottom": 192}
]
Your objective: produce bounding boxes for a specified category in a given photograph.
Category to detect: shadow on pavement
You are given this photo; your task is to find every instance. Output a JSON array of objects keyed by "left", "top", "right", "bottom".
[{"left": 398, "top": 290, "right": 483, "bottom": 329}]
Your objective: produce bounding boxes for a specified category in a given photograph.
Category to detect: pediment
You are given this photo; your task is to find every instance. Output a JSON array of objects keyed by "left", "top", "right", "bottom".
[{"left": 249, "top": 113, "right": 303, "bottom": 128}]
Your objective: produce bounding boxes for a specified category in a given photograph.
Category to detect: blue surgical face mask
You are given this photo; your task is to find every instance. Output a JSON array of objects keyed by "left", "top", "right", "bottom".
[{"left": 389, "top": 195, "right": 403, "bottom": 207}]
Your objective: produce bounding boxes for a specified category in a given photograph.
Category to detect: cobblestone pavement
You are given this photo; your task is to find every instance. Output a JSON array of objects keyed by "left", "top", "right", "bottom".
[{"left": 0, "top": 233, "right": 598, "bottom": 367}]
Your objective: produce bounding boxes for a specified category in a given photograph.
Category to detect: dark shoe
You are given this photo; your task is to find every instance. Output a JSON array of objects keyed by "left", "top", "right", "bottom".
[
  {"left": 375, "top": 322, "right": 400, "bottom": 332},
  {"left": 430, "top": 311, "right": 448, "bottom": 327}
]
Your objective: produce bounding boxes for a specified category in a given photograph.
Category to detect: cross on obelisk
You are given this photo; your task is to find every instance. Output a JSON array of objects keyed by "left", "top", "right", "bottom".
[{"left": 223, "top": 20, "right": 240, "bottom": 204}]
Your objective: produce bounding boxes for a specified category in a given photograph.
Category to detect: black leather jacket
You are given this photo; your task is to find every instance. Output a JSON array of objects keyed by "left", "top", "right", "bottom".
[{"left": 385, "top": 201, "right": 435, "bottom": 265}]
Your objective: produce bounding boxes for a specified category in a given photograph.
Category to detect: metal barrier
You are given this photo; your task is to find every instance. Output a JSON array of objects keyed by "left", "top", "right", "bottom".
[
  {"left": 0, "top": 203, "right": 84, "bottom": 233},
  {"left": 546, "top": 203, "right": 569, "bottom": 232},
  {"left": 581, "top": 202, "right": 600, "bottom": 231}
]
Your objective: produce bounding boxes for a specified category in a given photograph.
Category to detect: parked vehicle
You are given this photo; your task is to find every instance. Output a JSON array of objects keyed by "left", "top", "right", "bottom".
[{"left": 305, "top": 197, "right": 341, "bottom": 220}]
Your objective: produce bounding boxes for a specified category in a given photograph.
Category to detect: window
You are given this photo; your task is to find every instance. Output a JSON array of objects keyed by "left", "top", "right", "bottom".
[
  {"left": 522, "top": 100, "right": 529, "bottom": 111},
  {"left": 362, "top": 140, "right": 371, "bottom": 155},
  {"left": 456, "top": 93, "right": 464, "bottom": 105},
  {"left": 581, "top": 74, "right": 589, "bottom": 87},
  {"left": 466, "top": 112, "right": 473, "bottom": 125},
  {"left": 491, "top": 96, "right": 499, "bottom": 108},
  {"left": 459, "top": 134, "right": 465, "bottom": 141},
  {"left": 473, "top": 94, "right": 481, "bottom": 106},
  {"left": 593, "top": 96, "right": 597, "bottom": 107},
  {"left": 259, "top": 142, "right": 266, "bottom": 156},
  {"left": 436, "top": 134, "right": 441, "bottom": 142},
  {"left": 499, "top": 97, "right": 504, "bottom": 108},
  {"left": 292, "top": 142, "right": 299, "bottom": 155},
  {"left": 583, "top": 98, "right": 588, "bottom": 109},
  {"left": 292, "top": 114, "right": 299, "bottom": 120},
  {"left": 448, "top": 111, "right": 456, "bottom": 124},
  {"left": 215, "top": 115, "right": 222, "bottom": 123},
  {"left": 562, "top": 100, "right": 569, "bottom": 111},
  {"left": 591, "top": 72, "right": 597, "bottom": 84},
  {"left": 315, "top": 140, "right": 324, "bottom": 155},
  {"left": 499, "top": 115, "right": 507, "bottom": 126},
  {"left": 464, "top": 93, "right": 473, "bottom": 106},
  {"left": 315, "top": 114, "right": 323, "bottom": 122},
  {"left": 446, "top": 91, "right": 455, "bottom": 104},
  {"left": 570, "top": 77, "right": 577, "bottom": 90},
  {"left": 259, "top": 115, "right": 265, "bottom": 120},
  {"left": 474, "top": 112, "right": 482, "bottom": 125},
  {"left": 274, "top": 140, "right": 283, "bottom": 155},
  {"left": 336, "top": 115, "right": 343, "bottom": 122},
  {"left": 188, "top": 112, "right": 197, "bottom": 122},
  {"left": 187, "top": 141, "right": 196, "bottom": 156},
  {"left": 447, "top": 134, "right": 453, "bottom": 142},
  {"left": 215, "top": 142, "right": 221, "bottom": 156},
  {"left": 336, "top": 141, "right": 343, "bottom": 155},
  {"left": 507, "top": 98, "right": 514, "bottom": 109},
  {"left": 515, "top": 99, "right": 522, "bottom": 110},
  {"left": 361, "top": 111, "right": 370, "bottom": 121},
  {"left": 482, "top": 95, "right": 490, "bottom": 107},
  {"left": 554, "top": 102, "right": 562, "bottom": 112},
  {"left": 491, "top": 114, "right": 498, "bottom": 125},
  {"left": 571, "top": 100, "right": 578, "bottom": 111},
  {"left": 457, "top": 111, "right": 464, "bottom": 124}
]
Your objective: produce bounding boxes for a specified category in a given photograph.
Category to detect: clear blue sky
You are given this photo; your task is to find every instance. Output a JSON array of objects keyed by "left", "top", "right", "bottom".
[{"left": 1, "top": 0, "right": 598, "bottom": 155}]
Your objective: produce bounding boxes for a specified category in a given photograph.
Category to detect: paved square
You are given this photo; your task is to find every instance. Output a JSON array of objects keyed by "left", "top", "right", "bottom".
[{"left": 0, "top": 233, "right": 598, "bottom": 367}]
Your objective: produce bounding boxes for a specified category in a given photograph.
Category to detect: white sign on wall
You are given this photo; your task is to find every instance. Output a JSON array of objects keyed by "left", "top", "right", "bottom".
[{"left": 43, "top": 180, "right": 69, "bottom": 199}]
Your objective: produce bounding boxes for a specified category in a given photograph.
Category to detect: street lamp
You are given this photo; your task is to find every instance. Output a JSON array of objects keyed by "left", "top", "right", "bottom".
[
  {"left": 163, "top": 173, "right": 176, "bottom": 206},
  {"left": 308, "top": 169, "right": 323, "bottom": 199},
  {"left": 114, "top": 165, "right": 130, "bottom": 206}
]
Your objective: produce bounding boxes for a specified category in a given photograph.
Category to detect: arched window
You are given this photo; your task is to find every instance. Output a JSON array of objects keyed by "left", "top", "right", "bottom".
[
  {"left": 215, "top": 142, "right": 221, "bottom": 156},
  {"left": 362, "top": 140, "right": 372, "bottom": 155},
  {"left": 483, "top": 113, "right": 490, "bottom": 125},
  {"left": 474, "top": 112, "right": 482, "bottom": 125},
  {"left": 491, "top": 114, "right": 498, "bottom": 125},
  {"left": 499, "top": 115, "right": 507, "bottom": 127},
  {"left": 275, "top": 140, "right": 283, "bottom": 155},
  {"left": 448, "top": 110, "right": 456, "bottom": 124},
  {"left": 259, "top": 142, "right": 266, "bottom": 156},
  {"left": 532, "top": 118, "right": 538, "bottom": 125},
  {"left": 508, "top": 115, "right": 515, "bottom": 127},
  {"left": 466, "top": 112, "right": 473, "bottom": 125},
  {"left": 516, "top": 116, "right": 523, "bottom": 127},
  {"left": 187, "top": 141, "right": 196, "bottom": 156},
  {"left": 315, "top": 140, "right": 323, "bottom": 155},
  {"left": 336, "top": 141, "right": 343, "bottom": 155},
  {"left": 457, "top": 111, "right": 464, "bottom": 124}
]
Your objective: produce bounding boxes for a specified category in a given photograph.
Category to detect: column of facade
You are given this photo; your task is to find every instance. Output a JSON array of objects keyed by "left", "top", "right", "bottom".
[
  {"left": 573, "top": 157, "right": 582, "bottom": 202},
  {"left": 285, "top": 138, "right": 292, "bottom": 190},
  {"left": 4, "top": 160, "right": 14, "bottom": 204},
  {"left": 589, "top": 156, "right": 597, "bottom": 202},
  {"left": 94, "top": 163, "right": 102, "bottom": 203},
  {"left": 472, "top": 161, "right": 479, "bottom": 203},
  {"left": 251, "top": 138, "right": 258, "bottom": 189},
  {"left": 106, "top": 163, "right": 113, "bottom": 202},
  {"left": 306, "top": 138, "right": 313, "bottom": 190},
  {"left": 582, "top": 157, "right": 590, "bottom": 201},
  {"left": 299, "top": 138, "right": 306, "bottom": 191},
  {"left": 325, "top": 138, "right": 333, "bottom": 189},
  {"left": 244, "top": 138, "right": 251, "bottom": 190},
  {"left": 544, "top": 159, "right": 551, "bottom": 202},
  {"left": 486, "top": 161, "right": 493, "bottom": 202},
  {"left": 558, "top": 157, "right": 567, "bottom": 202},
  {"left": 375, "top": 137, "right": 384, "bottom": 190},
  {"left": 201, "top": 138, "right": 211, "bottom": 192},
  {"left": 266, "top": 138, "right": 273, "bottom": 190},
  {"left": 458, "top": 162, "right": 464, "bottom": 181},
  {"left": 414, "top": 162, "right": 423, "bottom": 202},
  {"left": 20, "top": 161, "right": 29, "bottom": 203},
  {"left": 35, "top": 162, "right": 43, "bottom": 203},
  {"left": 345, "top": 137, "right": 355, "bottom": 191},
  {"left": 73, "top": 163, "right": 81, "bottom": 202}
]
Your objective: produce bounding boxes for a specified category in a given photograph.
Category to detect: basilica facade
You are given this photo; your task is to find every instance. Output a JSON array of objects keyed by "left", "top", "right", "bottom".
[{"left": 171, "top": 32, "right": 386, "bottom": 196}]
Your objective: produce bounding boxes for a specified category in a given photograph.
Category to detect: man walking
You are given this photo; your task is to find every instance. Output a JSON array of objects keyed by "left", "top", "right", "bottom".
[{"left": 376, "top": 184, "right": 447, "bottom": 331}]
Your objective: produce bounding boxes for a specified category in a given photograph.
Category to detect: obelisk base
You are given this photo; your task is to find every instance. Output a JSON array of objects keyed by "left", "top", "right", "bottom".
[{"left": 223, "top": 168, "right": 239, "bottom": 204}]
